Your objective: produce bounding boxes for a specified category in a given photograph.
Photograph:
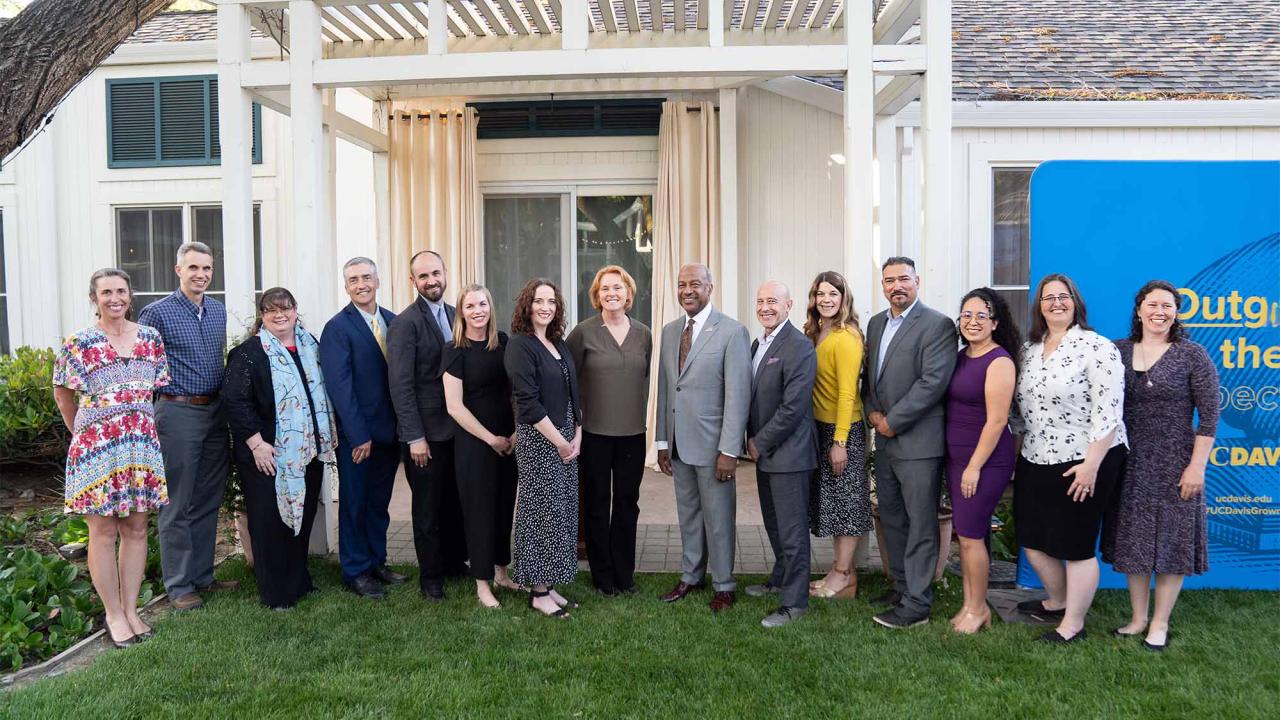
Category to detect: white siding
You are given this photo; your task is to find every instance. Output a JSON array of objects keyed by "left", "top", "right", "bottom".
[{"left": 477, "top": 136, "right": 658, "bottom": 185}]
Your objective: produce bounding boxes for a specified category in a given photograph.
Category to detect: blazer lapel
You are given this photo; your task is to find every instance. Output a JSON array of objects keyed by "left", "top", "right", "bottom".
[
  {"left": 677, "top": 309, "right": 720, "bottom": 379},
  {"left": 880, "top": 308, "right": 924, "bottom": 374},
  {"left": 752, "top": 322, "right": 790, "bottom": 391},
  {"left": 344, "top": 304, "right": 379, "bottom": 354}
]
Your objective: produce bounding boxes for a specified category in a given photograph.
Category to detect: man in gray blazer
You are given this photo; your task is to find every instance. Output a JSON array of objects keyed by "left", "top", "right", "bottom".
[
  {"left": 862, "top": 256, "right": 958, "bottom": 628},
  {"left": 655, "top": 263, "right": 752, "bottom": 613},
  {"left": 743, "top": 281, "right": 818, "bottom": 628}
]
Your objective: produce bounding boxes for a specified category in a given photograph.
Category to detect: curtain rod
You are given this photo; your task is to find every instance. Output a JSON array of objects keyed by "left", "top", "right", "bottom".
[{"left": 389, "top": 110, "right": 467, "bottom": 119}]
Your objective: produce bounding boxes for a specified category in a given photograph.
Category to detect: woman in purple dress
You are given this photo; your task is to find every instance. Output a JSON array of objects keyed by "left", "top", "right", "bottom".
[
  {"left": 945, "top": 288, "right": 1019, "bottom": 634},
  {"left": 1103, "top": 280, "right": 1218, "bottom": 652}
]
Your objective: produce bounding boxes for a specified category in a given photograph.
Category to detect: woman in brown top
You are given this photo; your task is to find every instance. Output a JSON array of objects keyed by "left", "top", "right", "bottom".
[{"left": 566, "top": 265, "right": 653, "bottom": 596}]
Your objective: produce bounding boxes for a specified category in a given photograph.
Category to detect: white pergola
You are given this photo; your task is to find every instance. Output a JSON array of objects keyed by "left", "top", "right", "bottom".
[{"left": 215, "top": 0, "right": 950, "bottom": 324}]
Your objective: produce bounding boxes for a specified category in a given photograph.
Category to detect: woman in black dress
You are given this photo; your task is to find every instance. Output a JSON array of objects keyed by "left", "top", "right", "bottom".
[
  {"left": 443, "top": 284, "right": 520, "bottom": 609},
  {"left": 506, "top": 278, "right": 584, "bottom": 618},
  {"left": 223, "top": 288, "right": 337, "bottom": 609}
]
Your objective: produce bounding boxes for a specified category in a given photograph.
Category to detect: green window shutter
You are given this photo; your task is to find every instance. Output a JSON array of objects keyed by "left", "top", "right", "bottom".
[
  {"left": 158, "top": 79, "right": 207, "bottom": 162},
  {"left": 209, "top": 79, "right": 263, "bottom": 164},
  {"left": 108, "top": 81, "right": 158, "bottom": 165}
]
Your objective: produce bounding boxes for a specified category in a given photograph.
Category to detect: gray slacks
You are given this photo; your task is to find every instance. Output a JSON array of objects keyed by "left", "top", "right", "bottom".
[
  {"left": 757, "top": 469, "right": 811, "bottom": 609},
  {"left": 875, "top": 451, "right": 943, "bottom": 615},
  {"left": 671, "top": 457, "right": 737, "bottom": 591},
  {"left": 155, "top": 398, "right": 230, "bottom": 599}
]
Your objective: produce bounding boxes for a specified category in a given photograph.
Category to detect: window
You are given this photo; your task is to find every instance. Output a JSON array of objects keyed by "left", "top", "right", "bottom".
[
  {"left": 992, "top": 168, "right": 1033, "bottom": 332},
  {"left": 116, "top": 205, "right": 263, "bottom": 312},
  {"left": 107, "top": 76, "right": 262, "bottom": 168},
  {"left": 483, "top": 192, "right": 654, "bottom": 328},
  {"left": 0, "top": 211, "right": 7, "bottom": 354}
]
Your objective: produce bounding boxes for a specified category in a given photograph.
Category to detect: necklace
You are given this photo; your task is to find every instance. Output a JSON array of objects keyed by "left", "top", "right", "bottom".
[{"left": 1135, "top": 343, "right": 1154, "bottom": 387}]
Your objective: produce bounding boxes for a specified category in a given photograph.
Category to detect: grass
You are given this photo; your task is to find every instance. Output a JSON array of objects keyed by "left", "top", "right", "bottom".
[{"left": 2, "top": 558, "right": 1277, "bottom": 719}]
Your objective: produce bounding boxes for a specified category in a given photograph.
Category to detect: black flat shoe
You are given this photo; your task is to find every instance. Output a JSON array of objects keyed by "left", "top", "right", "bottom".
[
  {"left": 528, "top": 590, "right": 570, "bottom": 619},
  {"left": 595, "top": 586, "right": 619, "bottom": 598},
  {"left": 1142, "top": 631, "right": 1172, "bottom": 652},
  {"left": 420, "top": 584, "right": 446, "bottom": 602},
  {"left": 372, "top": 565, "right": 408, "bottom": 585},
  {"left": 1037, "top": 628, "right": 1087, "bottom": 644},
  {"left": 1018, "top": 598, "right": 1066, "bottom": 620},
  {"left": 345, "top": 573, "right": 388, "bottom": 600}
]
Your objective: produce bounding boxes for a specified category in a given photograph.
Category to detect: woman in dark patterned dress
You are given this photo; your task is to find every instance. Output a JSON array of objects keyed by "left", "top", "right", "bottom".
[
  {"left": 1103, "top": 280, "right": 1218, "bottom": 651},
  {"left": 944, "top": 288, "right": 1019, "bottom": 634},
  {"left": 53, "top": 269, "right": 169, "bottom": 649},
  {"left": 506, "top": 279, "right": 584, "bottom": 618},
  {"left": 802, "top": 271, "right": 871, "bottom": 599},
  {"left": 443, "top": 284, "right": 520, "bottom": 609}
]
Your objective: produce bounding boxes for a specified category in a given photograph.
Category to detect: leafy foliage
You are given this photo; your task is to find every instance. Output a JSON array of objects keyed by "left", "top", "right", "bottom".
[{"left": 0, "top": 347, "right": 69, "bottom": 469}]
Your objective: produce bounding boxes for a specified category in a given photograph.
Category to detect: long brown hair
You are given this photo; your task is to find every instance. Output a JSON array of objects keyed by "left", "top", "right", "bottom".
[
  {"left": 452, "top": 284, "right": 500, "bottom": 351},
  {"left": 510, "top": 278, "right": 567, "bottom": 342},
  {"left": 802, "top": 271, "right": 864, "bottom": 346},
  {"left": 1028, "top": 273, "right": 1092, "bottom": 343}
]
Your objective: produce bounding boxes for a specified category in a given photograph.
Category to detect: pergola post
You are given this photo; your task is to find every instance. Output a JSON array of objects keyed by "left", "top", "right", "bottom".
[
  {"left": 718, "top": 87, "right": 740, "bottom": 320},
  {"left": 875, "top": 115, "right": 900, "bottom": 281},
  {"left": 844, "top": 0, "right": 876, "bottom": 317},
  {"left": 919, "top": 0, "right": 953, "bottom": 305},
  {"left": 217, "top": 2, "right": 256, "bottom": 331}
]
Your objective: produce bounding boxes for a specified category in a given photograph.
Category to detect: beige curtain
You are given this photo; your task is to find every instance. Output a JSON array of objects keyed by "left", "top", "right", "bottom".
[
  {"left": 387, "top": 105, "right": 482, "bottom": 310},
  {"left": 646, "top": 100, "right": 721, "bottom": 460}
]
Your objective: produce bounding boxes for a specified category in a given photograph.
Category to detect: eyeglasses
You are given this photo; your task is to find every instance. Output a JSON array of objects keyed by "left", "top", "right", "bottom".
[
  {"left": 958, "top": 311, "right": 993, "bottom": 322},
  {"left": 1040, "top": 293, "right": 1073, "bottom": 305}
]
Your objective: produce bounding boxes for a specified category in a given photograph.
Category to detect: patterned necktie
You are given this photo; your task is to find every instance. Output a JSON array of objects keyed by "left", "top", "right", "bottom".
[
  {"left": 370, "top": 318, "right": 387, "bottom": 358},
  {"left": 678, "top": 317, "right": 695, "bottom": 373}
]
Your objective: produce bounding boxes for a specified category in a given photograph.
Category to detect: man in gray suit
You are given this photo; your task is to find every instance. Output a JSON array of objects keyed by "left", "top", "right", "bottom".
[
  {"left": 742, "top": 281, "right": 818, "bottom": 628},
  {"left": 655, "top": 263, "right": 752, "bottom": 613},
  {"left": 862, "top": 256, "right": 957, "bottom": 628}
]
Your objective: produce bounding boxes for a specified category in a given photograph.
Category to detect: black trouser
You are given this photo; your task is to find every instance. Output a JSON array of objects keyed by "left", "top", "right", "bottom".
[
  {"left": 455, "top": 438, "right": 517, "bottom": 581},
  {"left": 403, "top": 439, "right": 468, "bottom": 590},
  {"left": 240, "top": 458, "right": 322, "bottom": 609},
  {"left": 580, "top": 432, "right": 645, "bottom": 591}
]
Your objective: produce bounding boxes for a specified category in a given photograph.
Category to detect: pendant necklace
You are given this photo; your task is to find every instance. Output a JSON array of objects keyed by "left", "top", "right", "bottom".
[{"left": 1136, "top": 343, "right": 1154, "bottom": 387}]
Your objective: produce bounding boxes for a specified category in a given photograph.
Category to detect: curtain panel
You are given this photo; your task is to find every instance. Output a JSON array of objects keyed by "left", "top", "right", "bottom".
[{"left": 387, "top": 106, "right": 482, "bottom": 311}]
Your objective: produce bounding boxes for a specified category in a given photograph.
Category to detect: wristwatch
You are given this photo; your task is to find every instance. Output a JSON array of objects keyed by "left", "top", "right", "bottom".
[{"left": 834, "top": 439, "right": 847, "bottom": 448}]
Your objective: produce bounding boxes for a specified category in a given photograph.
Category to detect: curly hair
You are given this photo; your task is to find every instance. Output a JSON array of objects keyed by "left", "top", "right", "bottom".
[
  {"left": 802, "top": 270, "right": 865, "bottom": 347},
  {"left": 1128, "top": 279, "right": 1186, "bottom": 343},
  {"left": 510, "top": 278, "right": 567, "bottom": 342},
  {"left": 958, "top": 287, "right": 1022, "bottom": 371},
  {"left": 1028, "top": 273, "right": 1093, "bottom": 343}
]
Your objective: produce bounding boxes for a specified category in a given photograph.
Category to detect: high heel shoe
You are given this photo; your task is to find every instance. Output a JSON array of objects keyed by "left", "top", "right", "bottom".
[
  {"left": 528, "top": 590, "right": 570, "bottom": 619},
  {"left": 810, "top": 567, "right": 857, "bottom": 599}
]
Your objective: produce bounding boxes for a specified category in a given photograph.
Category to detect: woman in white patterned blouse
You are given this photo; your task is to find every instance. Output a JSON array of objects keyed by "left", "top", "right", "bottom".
[{"left": 1009, "top": 274, "right": 1128, "bottom": 644}]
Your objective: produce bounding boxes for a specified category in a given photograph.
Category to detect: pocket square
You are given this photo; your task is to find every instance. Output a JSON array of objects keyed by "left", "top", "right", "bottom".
[{"left": 766, "top": 357, "right": 781, "bottom": 365}]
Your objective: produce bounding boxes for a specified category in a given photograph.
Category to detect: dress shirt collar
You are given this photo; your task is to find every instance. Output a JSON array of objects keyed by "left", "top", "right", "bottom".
[
  {"left": 174, "top": 289, "right": 206, "bottom": 319},
  {"left": 684, "top": 302, "right": 714, "bottom": 328},
  {"left": 760, "top": 318, "right": 790, "bottom": 344},
  {"left": 888, "top": 298, "right": 919, "bottom": 322}
]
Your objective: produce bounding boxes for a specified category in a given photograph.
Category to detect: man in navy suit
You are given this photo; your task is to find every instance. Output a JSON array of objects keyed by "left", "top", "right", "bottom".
[{"left": 320, "top": 257, "right": 407, "bottom": 599}]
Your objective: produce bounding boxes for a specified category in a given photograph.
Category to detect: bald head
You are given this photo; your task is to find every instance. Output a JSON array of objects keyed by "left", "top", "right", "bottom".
[{"left": 755, "top": 280, "right": 793, "bottom": 333}]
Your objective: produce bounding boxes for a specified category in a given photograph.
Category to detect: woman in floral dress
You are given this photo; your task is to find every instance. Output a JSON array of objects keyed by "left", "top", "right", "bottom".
[{"left": 53, "top": 268, "right": 170, "bottom": 649}]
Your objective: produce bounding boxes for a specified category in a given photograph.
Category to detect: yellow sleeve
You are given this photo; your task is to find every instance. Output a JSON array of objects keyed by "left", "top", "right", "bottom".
[{"left": 834, "top": 330, "right": 863, "bottom": 442}]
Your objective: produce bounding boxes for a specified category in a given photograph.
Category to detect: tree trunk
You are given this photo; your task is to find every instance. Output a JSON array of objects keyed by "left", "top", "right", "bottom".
[{"left": 0, "top": 0, "right": 173, "bottom": 162}]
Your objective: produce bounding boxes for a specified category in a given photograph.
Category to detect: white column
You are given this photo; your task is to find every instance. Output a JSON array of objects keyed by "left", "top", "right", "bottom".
[
  {"left": 843, "top": 0, "right": 875, "bottom": 317},
  {"left": 217, "top": 3, "right": 255, "bottom": 334},
  {"left": 899, "top": 127, "right": 921, "bottom": 264},
  {"left": 874, "top": 115, "right": 899, "bottom": 271},
  {"left": 718, "top": 88, "right": 740, "bottom": 320},
  {"left": 371, "top": 101, "right": 392, "bottom": 288},
  {"left": 429, "top": 0, "right": 448, "bottom": 55},
  {"left": 919, "top": 0, "right": 953, "bottom": 307},
  {"left": 562, "top": 0, "right": 588, "bottom": 50}
]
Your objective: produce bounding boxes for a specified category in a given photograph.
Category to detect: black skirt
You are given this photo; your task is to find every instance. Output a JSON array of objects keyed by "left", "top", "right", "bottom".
[{"left": 1014, "top": 445, "right": 1127, "bottom": 561}]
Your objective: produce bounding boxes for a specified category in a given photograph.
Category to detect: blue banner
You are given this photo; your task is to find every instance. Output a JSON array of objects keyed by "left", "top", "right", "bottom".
[{"left": 1021, "top": 160, "right": 1280, "bottom": 590}]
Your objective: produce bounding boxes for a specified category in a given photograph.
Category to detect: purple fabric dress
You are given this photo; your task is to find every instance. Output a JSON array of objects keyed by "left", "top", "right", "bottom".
[{"left": 945, "top": 347, "right": 1016, "bottom": 539}]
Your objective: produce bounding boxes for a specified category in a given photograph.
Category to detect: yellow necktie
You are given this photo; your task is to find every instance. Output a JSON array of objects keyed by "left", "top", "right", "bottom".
[{"left": 371, "top": 318, "right": 387, "bottom": 358}]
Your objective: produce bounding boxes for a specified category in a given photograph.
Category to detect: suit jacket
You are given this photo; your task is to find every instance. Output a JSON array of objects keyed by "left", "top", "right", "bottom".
[
  {"left": 860, "top": 301, "right": 957, "bottom": 460},
  {"left": 505, "top": 333, "right": 584, "bottom": 427},
  {"left": 222, "top": 337, "right": 280, "bottom": 469},
  {"left": 319, "top": 303, "right": 398, "bottom": 448},
  {"left": 655, "top": 306, "right": 752, "bottom": 467},
  {"left": 748, "top": 321, "right": 818, "bottom": 474},
  {"left": 387, "top": 295, "right": 457, "bottom": 443}
]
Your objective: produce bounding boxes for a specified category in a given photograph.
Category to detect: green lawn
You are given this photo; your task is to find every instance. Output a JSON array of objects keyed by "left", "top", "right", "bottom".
[{"left": 2, "top": 558, "right": 1276, "bottom": 719}]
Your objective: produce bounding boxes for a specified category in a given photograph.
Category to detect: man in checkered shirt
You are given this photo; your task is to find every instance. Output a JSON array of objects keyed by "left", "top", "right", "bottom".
[{"left": 138, "top": 241, "right": 237, "bottom": 611}]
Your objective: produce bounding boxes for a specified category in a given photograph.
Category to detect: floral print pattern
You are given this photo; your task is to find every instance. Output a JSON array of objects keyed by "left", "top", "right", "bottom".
[{"left": 52, "top": 325, "right": 170, "bottom": 516}]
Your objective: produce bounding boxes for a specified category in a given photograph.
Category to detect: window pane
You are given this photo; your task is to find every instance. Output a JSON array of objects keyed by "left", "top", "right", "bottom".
[
  {"left": 0, "top": 297, "right": 7, "bottom": 355},
  {"left": 575, "top": 195, "right": 654, "bottom": 327},
  {"left": 992, "top": 168, "right": 1032, "bottom": 287},
  {"left": 151, "top": 208, "right": 184, "bottom": 294},
  {"left": 994, "top": 288, "right": 1031, "bottom": 341},
  {"left": 193, "top": 205, "right": 264, "bottom": 293},
  {"left": 483, "top": 196, "right": 562, "bottom": 321},
  {"left": 117, "top": 209, "right": 154, "bottom": 291}
]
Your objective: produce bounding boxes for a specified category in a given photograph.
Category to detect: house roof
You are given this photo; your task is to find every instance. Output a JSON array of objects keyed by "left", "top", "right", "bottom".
[{"left": 124, "top": 6, "right": 1280, "bottom": 100}]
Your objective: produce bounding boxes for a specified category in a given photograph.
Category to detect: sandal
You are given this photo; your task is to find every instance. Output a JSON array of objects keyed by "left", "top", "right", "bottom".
[
  {"left": 810, "top": 567, "right": 857, "bottom": 599},
  {"left": 550, "top": 588, "right": 580, "bottom": 609},
  {"left": 528, "top": 590, "right": 570, "bottom": 619}
]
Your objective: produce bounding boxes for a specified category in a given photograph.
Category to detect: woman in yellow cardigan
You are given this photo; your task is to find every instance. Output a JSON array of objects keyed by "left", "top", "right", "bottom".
[{"left": 804, "top": 271, "right": 871, "bottom": 599}]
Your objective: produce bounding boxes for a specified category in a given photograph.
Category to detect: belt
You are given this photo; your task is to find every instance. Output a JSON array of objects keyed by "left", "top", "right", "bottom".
[{"left": 159, "top": 394, "right": 218, "bottom": 406}]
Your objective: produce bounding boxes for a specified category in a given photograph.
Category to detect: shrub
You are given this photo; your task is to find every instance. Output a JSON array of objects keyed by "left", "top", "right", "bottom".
[
  {"left": 0, "top": 548, "right": 101, "bottom": 671},
  {"left": 0, "top": 347, "right": 69, "bottom": 470}
]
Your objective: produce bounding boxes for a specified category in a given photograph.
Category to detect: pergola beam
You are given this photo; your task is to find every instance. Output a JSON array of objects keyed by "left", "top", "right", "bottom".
[
  {"left": 351, "top": 75, "right": 761, "bottom": 97},
  {"left": 251, "top": 89, "right": 390, "bottom": 152},
  {"left": 873, "top": 74, "right": 920, "bottom": 115},
  {"left": 873, "top": 0, "right": 919, "bottom": 44}
]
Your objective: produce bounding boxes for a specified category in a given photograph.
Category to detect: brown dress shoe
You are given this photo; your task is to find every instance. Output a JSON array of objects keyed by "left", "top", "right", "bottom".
[
  {"left": 659, "top": 581, "right": 704, "bottom": 603},
  {"left": 170, "top": 592, "right": 204, "bottom": 611},
  {"left": 198, "top": 580, "right": 240, "bottom": 593},
  {"left": 709, "top": 591, "right": 736, "bottom": 613}
]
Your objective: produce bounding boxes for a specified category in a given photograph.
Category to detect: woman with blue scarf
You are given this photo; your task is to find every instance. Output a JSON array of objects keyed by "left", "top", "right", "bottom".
[{"left": 224, "top": 288, "right": 337, "bottom": 609}]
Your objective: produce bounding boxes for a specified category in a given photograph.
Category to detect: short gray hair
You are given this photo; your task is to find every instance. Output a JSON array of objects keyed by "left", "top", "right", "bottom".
[
  {"left": 176, "top": 241, "right": 214, "bottom": 266},
  {"left": 343, "top": 256, "right": 378, "bottom": 277}
]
